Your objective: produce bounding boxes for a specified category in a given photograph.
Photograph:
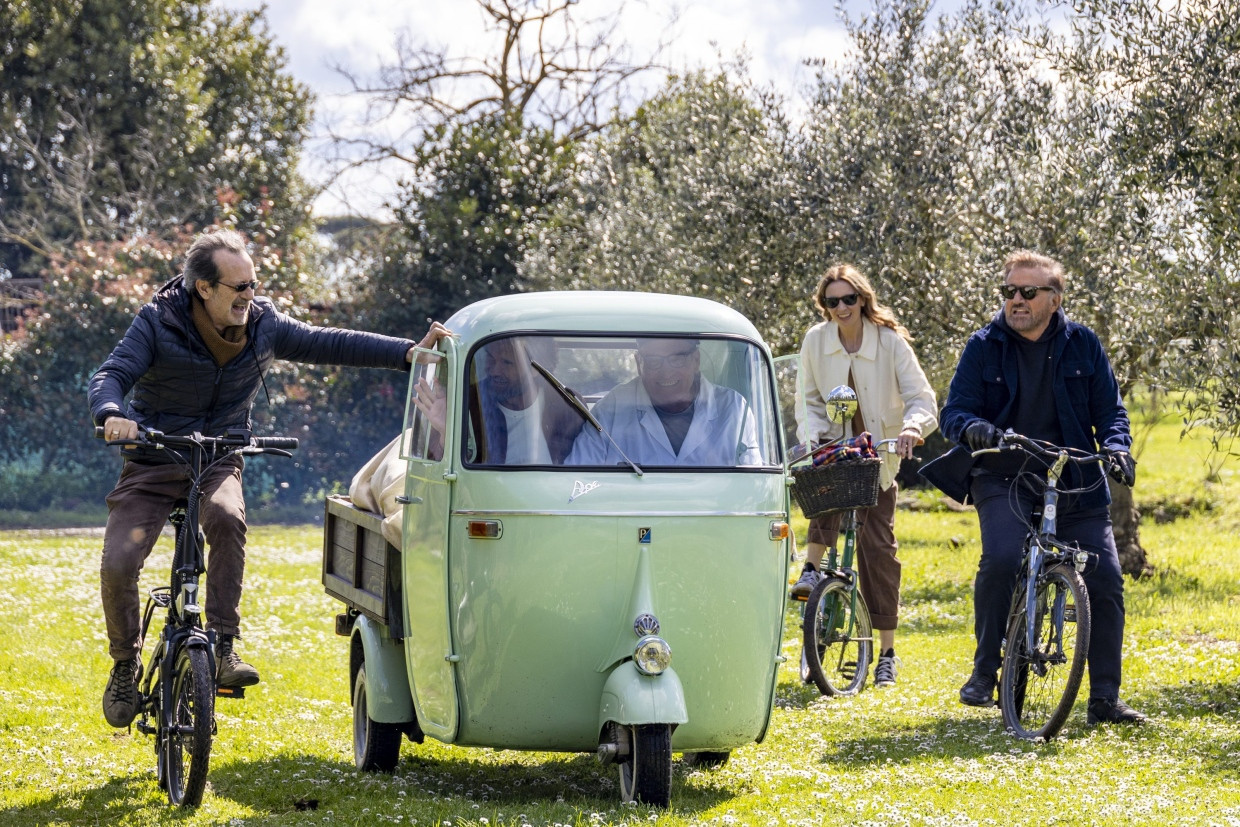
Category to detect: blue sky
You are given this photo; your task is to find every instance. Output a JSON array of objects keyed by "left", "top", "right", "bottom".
[{"left": 217, "top": 0, "right": 962, "bottom": 216}]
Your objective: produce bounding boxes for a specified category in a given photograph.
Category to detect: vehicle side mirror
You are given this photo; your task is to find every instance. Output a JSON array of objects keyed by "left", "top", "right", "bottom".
[{"left": 825, "top": 385, "right": 858, "bottom": 425}]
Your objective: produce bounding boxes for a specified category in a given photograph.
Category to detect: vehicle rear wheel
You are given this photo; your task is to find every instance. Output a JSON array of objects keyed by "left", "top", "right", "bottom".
[
  {"left": 353, "top": 664, "right": 402, "bottom": 772},
  {"left": 802, "top": 576, "right": 873, "bottom": 696},
  {"left": 163, "top": 647, "right": 213, "bottom": 807},
  {"left": 617, "top": 723, "right": 672, "bottom": 807},
  {"left": 1000, "top": 564, "right": 1091, "bottom": 740}
]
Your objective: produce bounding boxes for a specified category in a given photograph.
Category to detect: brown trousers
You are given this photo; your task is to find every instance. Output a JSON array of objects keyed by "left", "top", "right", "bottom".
[
  {"left": 807, "top": 482, "right": 901, "bottom": 630},
  {"left": 99, "top": 457, "right": 247, "bottom": 661}
]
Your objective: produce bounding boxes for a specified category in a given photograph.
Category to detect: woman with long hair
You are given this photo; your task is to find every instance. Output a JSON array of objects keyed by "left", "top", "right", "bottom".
[{"left": 791, "top": 264, "right": 938, "bottom": 688}]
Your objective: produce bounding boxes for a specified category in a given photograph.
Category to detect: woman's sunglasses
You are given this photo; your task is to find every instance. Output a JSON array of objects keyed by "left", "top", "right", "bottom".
[
  {"left": 824, "top": 293, "right": 860, "bottom": 309},
  {"left": 1000, "top": 284, "right": 1055, "bottom": 301}
]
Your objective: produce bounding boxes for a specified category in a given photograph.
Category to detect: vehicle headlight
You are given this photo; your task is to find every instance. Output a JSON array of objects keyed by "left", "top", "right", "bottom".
[{"left": 633, "top": 635, "right": 672, "bottom": 676}]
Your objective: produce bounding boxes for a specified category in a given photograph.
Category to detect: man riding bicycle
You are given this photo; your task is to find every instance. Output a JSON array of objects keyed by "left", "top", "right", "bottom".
[
  {"left": 88, "top": 228, "right": 449, "bottom": 728},
  {"left": 920, "top": 250, "right": 1145, "bottom": 725}
]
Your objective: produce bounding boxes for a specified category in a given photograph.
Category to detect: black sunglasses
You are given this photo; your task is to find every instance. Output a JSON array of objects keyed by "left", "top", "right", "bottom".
[
  {"left": 824, "top": 293, "right": 860, "bottom": 309},
  {"left": 1000, "top": 284, "right": 1055, "bottom": 301},
  {"left": 218, "top": 280, "right": 259, "bottom": 293}
]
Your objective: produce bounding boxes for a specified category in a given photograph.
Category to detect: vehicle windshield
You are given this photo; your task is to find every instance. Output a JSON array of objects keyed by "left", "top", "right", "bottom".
[{"left": 461, "top": 334, "right": 782, "bottom": 470}]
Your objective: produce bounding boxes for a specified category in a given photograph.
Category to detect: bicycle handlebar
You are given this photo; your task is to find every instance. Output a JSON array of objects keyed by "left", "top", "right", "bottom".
[
  {"left": 970, "top": 430, "right": 1107, "bottom": 464},
  {"left": 94, "top": 426, "right": 299, "bottom": 453}
]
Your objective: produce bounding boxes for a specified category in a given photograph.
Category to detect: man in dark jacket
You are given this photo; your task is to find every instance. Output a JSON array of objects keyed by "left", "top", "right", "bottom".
[
  {"left": 920, "top": 250, "right": 1144, "bottom": 725},
  {"left": 473, "top": 336, "right": 583, "bottom": 464},
  {"left": 88, "top": 228, "right": 448, "bottom": 728}
]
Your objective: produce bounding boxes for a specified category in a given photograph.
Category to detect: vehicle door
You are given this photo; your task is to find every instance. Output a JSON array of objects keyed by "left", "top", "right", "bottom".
[
  {"left": 773, "top": 353, "right": 805, "bottom": 464},
  {"left": 398, "top": 337, "right": 460, "bottom": 741}
]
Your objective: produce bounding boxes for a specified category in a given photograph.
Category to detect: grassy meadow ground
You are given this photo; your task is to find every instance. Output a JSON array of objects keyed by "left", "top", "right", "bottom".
[{"left": 1, "top": 407, "right": 1237, "bottom": 826}]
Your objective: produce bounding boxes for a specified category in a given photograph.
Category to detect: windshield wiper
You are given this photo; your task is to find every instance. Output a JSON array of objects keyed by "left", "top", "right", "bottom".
[{"left": 530, "top": 359, "right": 643, "bottom": 476}]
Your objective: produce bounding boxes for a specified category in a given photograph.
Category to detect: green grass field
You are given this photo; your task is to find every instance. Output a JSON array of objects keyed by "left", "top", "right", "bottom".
[{"left": 1, "top": 412, "right": 1237, "bottom": 826}]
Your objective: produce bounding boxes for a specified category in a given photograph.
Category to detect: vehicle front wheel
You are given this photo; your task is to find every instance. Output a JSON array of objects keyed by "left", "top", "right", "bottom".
[
  {"left": 617, "top": 723, "right": 672, "bottom": 807},
  {"left": 353, "top": 664, "right": 402, "bottom": 772}
]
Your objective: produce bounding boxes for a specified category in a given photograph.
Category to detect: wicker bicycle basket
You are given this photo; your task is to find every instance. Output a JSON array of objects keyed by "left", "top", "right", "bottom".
[{"left": 790, "top": 457, "right": 882, "bottom": 518}]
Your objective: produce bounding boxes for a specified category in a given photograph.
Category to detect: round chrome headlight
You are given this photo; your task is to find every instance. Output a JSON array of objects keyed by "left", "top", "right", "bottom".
[{"left": 633, "top": 635, "right": 672, "bottom": 676}]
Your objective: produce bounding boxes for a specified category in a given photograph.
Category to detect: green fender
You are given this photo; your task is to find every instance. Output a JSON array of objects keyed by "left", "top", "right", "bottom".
[
  {"left": 598, "top": 662, "right": 688, "bottom": 730},
  {"left": 351, "top": 614, "right": 415, "bottom": 725}
]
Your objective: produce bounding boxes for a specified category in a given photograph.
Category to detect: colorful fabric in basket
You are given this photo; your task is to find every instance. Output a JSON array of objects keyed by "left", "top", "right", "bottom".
[{"left": 810, "top": 432, "right": 878, "bottom": 466}]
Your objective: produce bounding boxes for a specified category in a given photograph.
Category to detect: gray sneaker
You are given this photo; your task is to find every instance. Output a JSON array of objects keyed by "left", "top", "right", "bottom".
[
  {"left": 874, "top": 650, "right": 900, "bottom": 687},
  {"left": 789, "top": 566, "right": 821, "bottom": 599},
  {"left": 216, "top": 634, "right": 260, "bottom": 688},
  {"left": 103, "top": 657, "right": 143, "bottom": 727}
]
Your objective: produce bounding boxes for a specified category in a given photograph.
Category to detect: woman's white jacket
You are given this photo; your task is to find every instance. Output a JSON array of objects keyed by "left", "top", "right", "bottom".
[{"left": 796, "top": 318, "right": 938, "bottom": 490}]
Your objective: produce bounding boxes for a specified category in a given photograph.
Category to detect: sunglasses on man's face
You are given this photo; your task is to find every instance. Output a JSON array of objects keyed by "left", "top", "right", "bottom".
[
  {"left": 824, "top": 293, "right": 860, "bottom": 309},
  {"left": 1000, "top": 284, "right": 1055, "bottom": 301},
  {"left": 218, "top": 279, "right": 259, "bottom": 293}
]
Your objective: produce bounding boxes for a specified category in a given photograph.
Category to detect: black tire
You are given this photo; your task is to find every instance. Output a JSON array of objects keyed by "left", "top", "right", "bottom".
[
  {"left": 353, "top": 664, "right": 402, "bottom": 772},
  {"left": 618, "top": 724, "right": 672, "bottom": 807},
  {"left": 1000, "top": 564, "right": 1091, "bottom": 740},
  {"left": 802, "top": 576, "right": 873, "bottom": 696},
  {"left": 682, "top": 750, "right": 730, "bottom": 769},
  {"left": 163, "top": 647, "right": 213, "bottom": 807}
]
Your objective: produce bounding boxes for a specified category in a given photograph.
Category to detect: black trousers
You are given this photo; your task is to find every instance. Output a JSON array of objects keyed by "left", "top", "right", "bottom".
[{"left": 969, "top": 473, "right": 1127, "bottom": 701}]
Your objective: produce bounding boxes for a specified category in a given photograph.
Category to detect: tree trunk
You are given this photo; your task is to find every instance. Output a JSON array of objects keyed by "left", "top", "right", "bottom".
[{"left": 1109, "top": 480, "right": 1149, "bottom": 577}]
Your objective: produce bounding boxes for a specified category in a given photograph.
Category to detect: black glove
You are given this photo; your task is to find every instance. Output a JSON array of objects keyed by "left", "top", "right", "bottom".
[
  {"left": 963, "top": 420, "right": 998, "bottom": 452},
  {"left": 1106, "top": 450, "right": 1136, "bottom": 487}
]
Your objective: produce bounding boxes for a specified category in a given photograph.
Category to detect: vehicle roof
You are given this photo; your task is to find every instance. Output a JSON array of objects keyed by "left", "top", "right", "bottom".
[{"left": 441, "top": 291, "right": 767, "bottom": 347}]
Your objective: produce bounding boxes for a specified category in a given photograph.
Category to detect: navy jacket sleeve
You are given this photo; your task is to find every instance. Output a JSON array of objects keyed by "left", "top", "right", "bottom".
[
  {"left": 88, "top": 306, "right": 159, "bottom": 426},
  {"left": 938, "top": 332, "right": 990, "bottom": 444},
  {"left": 271, "top": 313, "right": 413, "bottom": 369}
]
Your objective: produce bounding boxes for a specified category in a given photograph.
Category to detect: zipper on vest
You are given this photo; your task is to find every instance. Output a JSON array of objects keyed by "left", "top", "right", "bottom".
[{"left": 207, "top": 366, "right": 225, "bottom": 422}]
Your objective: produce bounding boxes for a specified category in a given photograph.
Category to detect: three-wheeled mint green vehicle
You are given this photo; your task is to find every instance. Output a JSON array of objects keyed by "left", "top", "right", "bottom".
[{"left": 321, "top": 292, "right": 798, "bottom": 806}]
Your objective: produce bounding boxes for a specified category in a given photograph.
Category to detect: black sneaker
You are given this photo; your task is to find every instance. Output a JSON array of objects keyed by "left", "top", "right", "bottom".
[
  {"left": 789, "top": 564, "right": 821, "bottom": 599},
  {"left": 959, "top": 671, "right": 997, "bottom": 707},
  {"left": 103, "top": 657, "right": 143, "bottom": 727},
  {"left": 874, "top": 649, "right": 899, "bottom": 688},
  {"left": 216, "top": 634, "right": 260, "bottom": 688},
  {"left": 1087, "top": 697, "right": 1147, "bottom": 725}
]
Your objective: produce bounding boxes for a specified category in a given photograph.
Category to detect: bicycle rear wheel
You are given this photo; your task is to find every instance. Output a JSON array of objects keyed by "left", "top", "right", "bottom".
[
  {"left": 162, "top": 646, "right": 214, "bottom": 806},
  {"left": 1000, "top": 564, "right": 1091, "bottom": 740},
  {"left": 802, "top": 576, "right": 873, "bottom": 696}
]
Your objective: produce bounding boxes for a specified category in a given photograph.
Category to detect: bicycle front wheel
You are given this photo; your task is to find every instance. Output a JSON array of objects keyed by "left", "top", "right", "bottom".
[
  {"left": 1000, "top": 564, "right": 1091, "bottom": 740},
  {"left": 162, "top": 646, "right": 214, "bottom": 806},
  {"left": 802, "top": 576, "right": 873, "bottom": 696}
]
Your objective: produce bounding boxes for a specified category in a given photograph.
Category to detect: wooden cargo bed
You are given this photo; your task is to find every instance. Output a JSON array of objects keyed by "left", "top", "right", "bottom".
[{"left": 321, "top": 495, "right": 404, "bottom": 638}]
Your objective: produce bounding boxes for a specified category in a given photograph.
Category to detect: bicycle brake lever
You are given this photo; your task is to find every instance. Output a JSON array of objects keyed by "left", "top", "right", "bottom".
[{"left": 241, "top": 447, "right": 293, "bottom": 459}]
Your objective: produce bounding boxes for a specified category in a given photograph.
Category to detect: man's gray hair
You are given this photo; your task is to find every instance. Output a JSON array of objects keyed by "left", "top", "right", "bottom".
[{"left": 184, "top": 229, "right": 248, "bottom": 287}]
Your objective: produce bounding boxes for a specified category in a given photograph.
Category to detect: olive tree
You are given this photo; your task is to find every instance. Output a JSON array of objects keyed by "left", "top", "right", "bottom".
[
  {"left": 522, "top": 68, "right": 815, "bottom": 353},
  {"left": 1056, "top": 0, "right": 1240, "bottom": 447}
]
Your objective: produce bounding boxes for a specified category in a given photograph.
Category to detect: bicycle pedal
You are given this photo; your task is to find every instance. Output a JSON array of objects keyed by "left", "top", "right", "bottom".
[
  {"left": 789, "top": 593, "right": 808, "bottom": 603},
  {"left": 216, "top": 685, "right": 246, "bottom": 699}
]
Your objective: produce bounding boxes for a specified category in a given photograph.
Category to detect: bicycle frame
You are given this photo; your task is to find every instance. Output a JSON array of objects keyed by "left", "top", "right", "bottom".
[
  {"left": 974, "top": 429, "right": 1112, "bottom": 739},
  {"left": 819, "top": 508, "right": 863, "bottom": 637},
  {"left": 1020, "top": 449, "right": 1092, "bottom": 661},
  {"left": 134, "top": 442, "right": 220, "bottom": 743}
]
